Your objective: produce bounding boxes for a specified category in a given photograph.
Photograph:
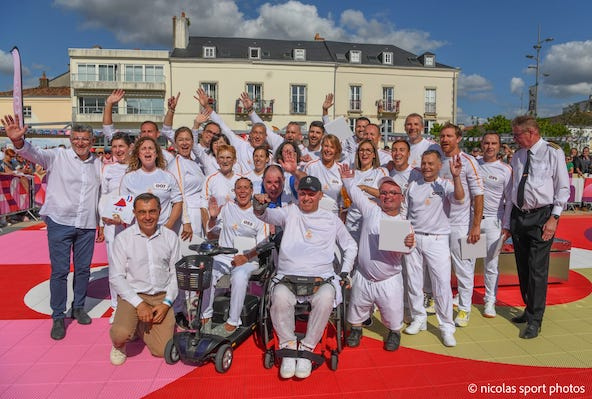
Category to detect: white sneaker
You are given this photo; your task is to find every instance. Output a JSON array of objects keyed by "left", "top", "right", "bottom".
[
  {"left": 454, "top": 310, "right": 470, "bottom": 327},
  {"left": 483, "top": 301, "right": 496, "bottom": 318},
  {"left": 110, "top": 346, "right": 127, "bottom": 366},
  {"left": 295, "top": 343, "right": 313, "bottom": 379},
  {"left": 442, "top": 333, "right": 456, "bottom": 347},
  {"left": 280, "top": 357, "right": 296, "bottom": 378},
  {"left": 404, "top": 319, "right": 427, "bottom": 335}
]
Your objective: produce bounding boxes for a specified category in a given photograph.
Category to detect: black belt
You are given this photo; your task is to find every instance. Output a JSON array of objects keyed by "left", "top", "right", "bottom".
[
  {"left": 513, "top": 205, "right": 552, "bottom": 215},
  {"left": 416, "top": 232, "right": 445, "bottom": 236}
]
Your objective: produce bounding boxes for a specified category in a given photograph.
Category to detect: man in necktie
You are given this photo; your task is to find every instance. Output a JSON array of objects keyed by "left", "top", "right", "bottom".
[{"left": 502, "top": 116, "right": 569, "bottom": 339}]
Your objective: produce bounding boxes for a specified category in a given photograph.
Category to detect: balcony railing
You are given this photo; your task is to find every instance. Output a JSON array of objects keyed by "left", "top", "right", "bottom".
[
  {"left": 71, "top": 73, "right": 165, "bottom": 83},
  {"left": 235, "top": 99, "right": 274, "bottom": 121},
  {"left": 349, "top": 99, "right": 362, "bottom": 112},
  {"left": 377, "top": 99, "right": 400, "bottom": 118},
  {"left": 425, "top": 102, "right": 437, "bottom": 115}
]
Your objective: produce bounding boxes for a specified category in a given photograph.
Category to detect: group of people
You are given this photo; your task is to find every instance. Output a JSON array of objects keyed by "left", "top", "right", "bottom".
[{"left": 0, "top": 86, "right": 569, "bottom": 378}]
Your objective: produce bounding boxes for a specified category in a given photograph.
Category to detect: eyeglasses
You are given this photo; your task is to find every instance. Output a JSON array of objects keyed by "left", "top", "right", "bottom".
[
  {"left": 358, "top": 148, "right": 373, "bottom": 154},
  {"left": 379, "top": 190, "right": 402, "bottom": 196},
  {"left": 96, "top": 152, "right": 104, "bottom": 155},
  {"left": 71, "top": 137, "right": 91, "bottom": 143}
]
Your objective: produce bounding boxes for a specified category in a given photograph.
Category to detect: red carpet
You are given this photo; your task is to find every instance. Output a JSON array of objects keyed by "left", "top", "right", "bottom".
[
  {"left": 145, "top": 337, "right": 591, "bottom": 399},
  {"left": 556, "top": 215, "right": 592, "bottom": 250}
]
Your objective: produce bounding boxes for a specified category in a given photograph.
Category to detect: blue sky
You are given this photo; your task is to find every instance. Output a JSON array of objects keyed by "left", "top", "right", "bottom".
[{"left": 2, "top": 0, "right": 591, "bottom": 125}]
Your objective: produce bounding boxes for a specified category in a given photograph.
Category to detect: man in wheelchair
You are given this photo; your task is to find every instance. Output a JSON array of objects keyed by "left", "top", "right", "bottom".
[{"left": 254, "top": 175, "right": 357, "bottom": 379}]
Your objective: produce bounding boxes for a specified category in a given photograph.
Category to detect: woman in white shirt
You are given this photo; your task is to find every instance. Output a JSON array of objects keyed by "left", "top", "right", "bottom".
[
  {"left": 194, "top": 133, "right": 242, "bottom": 176},
  {"left": 167, "top": 127, "right": 207, "bottom": 240},
  {"left": 99, "top": 132, "right": 133, "bottom": 321},
  {"left": 242, "top": 145, "right": 271, "bottom": 194},
  {"left": 120, "top": 136, "right": 185, "bottom": 230},
  {"left": 202, "top": 144, "right": 241, "bottom": 206},
  {"left": 342, "top": 139, "right": 388, "bottom": 241}
]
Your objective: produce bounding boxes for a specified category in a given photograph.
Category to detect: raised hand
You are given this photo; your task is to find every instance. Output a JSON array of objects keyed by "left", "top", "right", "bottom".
[
  {"left": 106, "top": 89, "right": 125, "bottom": 105},
  {"left": 167, "top": 92, "right": 180, "bottom": 111},
  {"left": 449, "top": 155, "right": 463, "bottom": 178},
  {"left": 322, "top": 93, "right": 334, "bottom": 111},
  {"left": 339, "top": 163, "right": 354, "bottom": 179},
  {"left": 240, "top": 92, "right": 254, "bottom": 110},
  {"left": 208, "top": 196, "right": 221, "bottom": 219},
  {"left": 1, "top": 114, "right": 27, "bottom": 143},
  {"left": 194, "top": 88, "right": 211, "bottom": 108},
  {"left": 278, "top": 150, "right": 297, "bottom": 174},
  {"left": 194, "top": 108, "right": 212, "bottom": 127}
]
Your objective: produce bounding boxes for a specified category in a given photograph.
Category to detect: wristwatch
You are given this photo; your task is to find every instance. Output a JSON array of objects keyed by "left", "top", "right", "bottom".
[{"left": 552, "top": 214, "right": 560, "bottom": 220}]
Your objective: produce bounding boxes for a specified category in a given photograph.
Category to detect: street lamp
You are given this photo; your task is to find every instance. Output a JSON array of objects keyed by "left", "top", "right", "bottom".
[{"left": 526, "top": 26, "right": 553, "bottom": 117}]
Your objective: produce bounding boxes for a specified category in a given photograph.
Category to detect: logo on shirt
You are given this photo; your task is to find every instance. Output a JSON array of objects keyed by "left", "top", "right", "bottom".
[
  {"left": 487, "top": 175, "right": 498, "bottom": 181},
  {"left": 304, "top": 229, "right": 313, "bottom": 239},
  {"left": 241, "top": 219, "right": 254, "bottom": 228},
  {"left": 153, "top": 183, "right": 169, "bottom": 190}
]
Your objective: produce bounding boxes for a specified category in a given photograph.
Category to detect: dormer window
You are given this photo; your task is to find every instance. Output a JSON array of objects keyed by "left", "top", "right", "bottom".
[
  {"left": 381, "top": 52, "right": 393, "bottom": 65},
  {"left": 424, "top": 54, "right": 435, "bottom": 67},
  {"left": 203, "top": 46, "right": 216, "bottom": 58},
  {"left": 249, "top": 47, "right": 261, "bottom": 60},
  {"left": 293, "top": 48, "right": 306, "bottom": 61},
  {"left": 348, "top": 50, "right": 362, "bottom": 64}
]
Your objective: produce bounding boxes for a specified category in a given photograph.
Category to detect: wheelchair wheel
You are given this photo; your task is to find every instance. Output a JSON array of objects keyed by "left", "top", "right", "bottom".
[
  {"left": 264, "top": 350, "right": 274, "bottom": 369},
  {"left": 329, "top": 351, "right": 338, "bottom": 371},
  {"left": 164, "top": 339, "right": 180, "bottom": 365},
  {"left": 215, "top": 344, "right": 233, "bottom": 373}
]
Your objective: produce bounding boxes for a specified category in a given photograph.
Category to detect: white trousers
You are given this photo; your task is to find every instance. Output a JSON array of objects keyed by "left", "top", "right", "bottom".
[
  {"left": 201, "top": 259, "right": 259, "bottom": 326},
  {"left": 450, "top": 225, "right": 476, "bottom": 312},
  {"left": 348, "top": 272, "right": 404, "bottom": 331},
  {"left": 405, "top": 234, "right": 455, "bottom": 334},
  {"left": 480, "top": 217, "right": 503, "bottom": 304},
  {"left": 105, "top": 224, "right": 124, "bottom": 309},
  {"left": 270, "top": 283, "right": 335, "bottom": 349}
]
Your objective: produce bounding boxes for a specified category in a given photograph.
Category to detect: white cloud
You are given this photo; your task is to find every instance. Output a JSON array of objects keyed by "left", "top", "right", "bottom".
[
  {"left": 458, "top": 73, "right": 493, "bottom": 100},
  {"left": 0, "top": 50, "right": 13, "bottom": 74},
  {"left": 541, "top": 40, "right": 592, "bottom": 98},
  {"left": 53, "top": 0, "right": 445, "bottom": 53},
  {"left": 510, "top": 77, "right": 524, "bottom": 96}
]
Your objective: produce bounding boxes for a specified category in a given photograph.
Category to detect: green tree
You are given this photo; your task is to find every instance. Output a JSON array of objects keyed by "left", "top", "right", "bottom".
[{"left": 481, "top": 115, "right": 512, "bottom": 134}]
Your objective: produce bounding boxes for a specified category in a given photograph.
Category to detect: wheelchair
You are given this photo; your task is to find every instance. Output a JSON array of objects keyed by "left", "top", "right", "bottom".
[{"left": 257, "top": 244, "right": 348, "bottom": 373}]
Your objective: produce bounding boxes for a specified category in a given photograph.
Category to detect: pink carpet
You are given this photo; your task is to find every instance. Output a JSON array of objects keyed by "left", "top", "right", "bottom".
[{"left": 0, "top": 230, "right": 107, "bottom": 265}]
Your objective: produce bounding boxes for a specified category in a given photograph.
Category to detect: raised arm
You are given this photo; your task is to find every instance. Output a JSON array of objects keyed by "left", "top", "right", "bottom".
[
  {"left": 162, "top": 92, "right": 180, "bottom": 145},
  {"left": 243, "top": 92, "right": 283, "bottom": 150},
  {"left": 449, "top": 155, "right": 465, "bottom": 202},
  {"left": 103, "top": 89, "right": 125, "bottom": 141},
  {"left": 2, "top": 114, "right": 53, "bottom": 168},
  {"left": 322, "top": 93, "right": 334, "bottom": 124}
]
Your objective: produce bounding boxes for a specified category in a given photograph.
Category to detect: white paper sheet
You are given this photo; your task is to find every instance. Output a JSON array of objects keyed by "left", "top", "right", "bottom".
[
  {"left": 323, "top": 116, "right": 354, "bottom": 141},
  {"left": 378, "top": 219, "right": 413, "bottom": 254},
  {"left": 460, "top": 234, "right": 487, "bottom": 259},
  {"left": 98, "top": 193, "right": 135, "bottom": 224}
]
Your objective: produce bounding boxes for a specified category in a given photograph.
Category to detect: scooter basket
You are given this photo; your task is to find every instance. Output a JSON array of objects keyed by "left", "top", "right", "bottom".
[{"left": 175, "top": 255, "right": 213, "bottom": 292}]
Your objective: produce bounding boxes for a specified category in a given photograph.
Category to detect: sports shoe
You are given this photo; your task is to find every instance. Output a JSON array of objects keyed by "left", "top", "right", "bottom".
[
  {"left": 280, "top": 356, "right": 296, "bottom": 378},
  {"left": 71, "top": 308, "right": 92, "bottom": 325},
  {"left": 347, "top": 327, "right": 362, "bottom": 347},
  {"left": 50, "top": 318, "right": 66, "bottom": 340},
  {"left": 452, "top": 293, "right": 459, "bottom": 310},
  {"left": 384, "top": 331, "right": 401, "bottom": 351},
  {"left": 110, "top": 346, "right": 127, "bottom": 366},
  {"left": 483, "top": 301, "right": 496, "bottom": 318},
  {"left": 454, "top": 310, "right": 470, "bottom": 327},
  {"left": 424, "top": 296, "right": 436, "bottom": 315},
  {"left": 404, "top": 319, "right": 427, "bottom": 335},
  {"left": 442, "top": 332, "right": 456, "bottom": 347},
  {"left": 295, "top": 344, "right": 313, "bottom": 379}
]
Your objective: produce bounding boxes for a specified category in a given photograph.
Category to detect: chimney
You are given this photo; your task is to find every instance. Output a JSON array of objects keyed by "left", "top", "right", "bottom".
[
  {"left": 314, "top": 33, "right": 325, "bottom": 41},
  {"left": 39, "top": 72, "right": 49, "bottom": 88},
  {"left": 173, "top": 12, "right": 189, "bottom": 49}
]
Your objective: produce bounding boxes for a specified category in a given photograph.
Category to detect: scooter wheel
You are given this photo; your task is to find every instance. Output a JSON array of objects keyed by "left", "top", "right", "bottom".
[
  {"left": 329, "top": 351, "right": 338, "bottom": 371},
  {"left": 264, "top": 350, "right": 274, "bottom": 369},
  {"left": 215, "top": 344, "right": 233, "bottom": 373},
  {"left": 164, "top": 339, "right": 180, "bottom": 365}
]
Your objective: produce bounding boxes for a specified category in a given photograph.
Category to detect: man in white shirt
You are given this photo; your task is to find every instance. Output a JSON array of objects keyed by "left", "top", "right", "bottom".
[
  {"left": 401, "top": 150, "right": 464, "bottom": 347},
  {"left": 363, "top": 124, "right": 392, "bottom": 167},
  {"left": 405, "top": 113, "right": 441, "bottom": 169},
  {"left": 479, "top": 133, "right": 512, "bottom": 318},
  {"left": 3, "top": 115, "right": 102, "bottom": 340},
  {"left": 109, "top": 193, "right": 180, "bottom": 365},
  {"left": 340, "top": 170, "right": 414, "bottom": 351},
  {"left": 439, "top": 123, "right": 484, "bottom": 328},
  {"left": 254, "top": 175, "right": 357, "bottom": 379}
]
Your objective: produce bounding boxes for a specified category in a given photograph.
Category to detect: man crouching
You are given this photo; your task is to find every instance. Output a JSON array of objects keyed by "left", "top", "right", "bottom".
[{"left": 109, "top": 193, "right": 180, "bottom": 365}]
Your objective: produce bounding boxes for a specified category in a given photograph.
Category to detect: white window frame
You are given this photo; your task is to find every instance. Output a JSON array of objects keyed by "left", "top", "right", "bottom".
[
  {"left": 382, "top": 52, "right": 393, "bottom": 65},
  {"left": 23, "top": 105, "right": 32, "bottom": 118},
  {"left": 425, "top": 88, "right": 436, "bottom": 114},
  {"left": 200, "top": 82, "right": 218, "bottom": 111},
  {"left": 290, "top": 85, "right": 307, "bottom": 114},
  {"left": 349, "top": 50, "right": 362, "bottom": 64},
  {"left": 349, "top": 85, "right": 362, "bottom": 111},
  {"left": 424, "top": 55, "right": 435, "bottom": 67},
  {"left": 381, "top": 119, "right": 394, "bottom": 134},
  {"left": 424, "top": 120, "right": 436, "bottom": 135},
  {"left": 293, "top": 48, "right": 306, "bottom": 61},
  {"left": 348, "top": 118, "right": 356, "bottom": 132},
  {"left": 249, "top": 47, "right": 261, "bottom": 60},
  {"left": 203, "top": 46, "right": 216, "bottom": 58}
]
